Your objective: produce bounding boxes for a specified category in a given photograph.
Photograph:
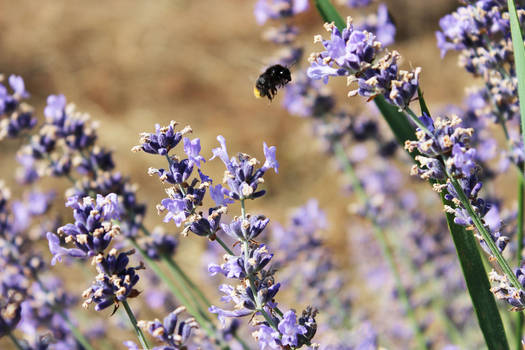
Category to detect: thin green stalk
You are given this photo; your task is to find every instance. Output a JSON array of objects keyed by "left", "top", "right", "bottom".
[
  {"left": 129, "top": 239, "right": 219, "bottom": 343},
  {"left": 215, "top": 236, "right": 235, "bottom": 255},
  {"left": 7, "top": 331, "right": 24, "bottom": 350},
  {"left": 138, "top": 224, "right": 210, "bottom": 312},
  {"left": 507, "top": 0, "right": 525, "bottom": 153},
  {"left": 516, "top": 170, "right": 524, "bottom": 350},
  {"left": 33, "top": 275, "right": 95, "bottom": 350},
  {"left": 137, "top": 228, "right": 246, "bottom": 349},
  {"left": 61, "top": 312, "right": 96, "bottom": 350},
  {"left": 334, "top": 143, "right": 427, "bottom": 350},
  {"left": 162, "top": 254, "right": 212, "bottom": 311},
  {"left": 122, "top": 300, "right": 150, "bottom": 350}
]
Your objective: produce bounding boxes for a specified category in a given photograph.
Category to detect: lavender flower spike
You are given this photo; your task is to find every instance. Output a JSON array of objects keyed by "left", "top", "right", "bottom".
[
  {"left": 308, "top": 18, "right": 420, "bottom": 109},
  {"left": 82, "top": 249, "right": 143, "bottom": 311},
  {"left": 132, "top": 121, "right": 192, "bottom": 156}
]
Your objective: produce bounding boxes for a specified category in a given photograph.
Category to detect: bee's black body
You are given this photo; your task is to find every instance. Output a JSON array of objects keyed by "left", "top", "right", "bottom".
[{"left": 254, "top": 64, "right": 292, "bottom": 101}]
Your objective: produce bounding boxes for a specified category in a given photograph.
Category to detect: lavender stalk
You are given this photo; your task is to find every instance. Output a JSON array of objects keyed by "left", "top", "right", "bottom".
[
  {"left": 122, "top": 300, "right": 150, "bottom": 350},
  {"left": 517, "top": 173, "right": 524, "bottom": 348}
]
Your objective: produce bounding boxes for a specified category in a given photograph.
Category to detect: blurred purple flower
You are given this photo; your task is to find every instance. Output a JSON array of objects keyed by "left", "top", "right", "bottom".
[
  {"left": 344, "top": 0, "right": 372, "bottom": 7},
  {"left": 44, "top": 94, "right": 67, "bottom": 120},
  {"left": 262, "top": 142, "right": 279, "bottom": 173},
  {"left": 8, "top": 75, "right": 29, "bottom": 98},
  {"left": 254, "top": 0, "right": 309, "bottom": 25}
]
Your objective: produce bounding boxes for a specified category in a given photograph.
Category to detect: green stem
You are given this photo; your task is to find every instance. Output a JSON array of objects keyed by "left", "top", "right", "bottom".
[
  {"left": 516, "top": 166, "right": 525, "bottom": 349},
  {"left": 33, "top": 276, "right": 95, "bottom": 350},
  {"left": 162, "top": 255, "right": 211, "bottom": 311},
  {"left": 215, "top": 236, "right": 235, "bottom": 255},
  {"left": 139, "top": 224, "right": 208, "bottom": 311},
  {"left": 61, "top": 312, "right": 96, "bottom": 350},
  {"left": 135, "top": 232, "right": 243, "bottom": 349},
  {"left": 122, "top": 300, "right": 150, "bottom": 350},
  {"left": 129, "top": 239, "right": 219, "bottom": 343},
  {"left": 334, "top": 143, "right": 427, "bottom": 350},
  {"left": 7, "top": 331, "right": 24, "bottom": 350}
]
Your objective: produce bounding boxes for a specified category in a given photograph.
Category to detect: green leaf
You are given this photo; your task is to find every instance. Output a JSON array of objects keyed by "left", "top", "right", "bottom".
[
  {"left": 373, "top": 95, "right": 417, "bottom": 159},
  {"left": 505, "top": 2, "right": 525, "bottom": 349},
  {"left": 314, "top": 0, "right": 345, "bottom": 30},
  {"left": 314, "top": 1, "right": 510, "bottom": 348},
  {"left": 417, "top": 87, "right": 430, "bottom": 116},
  {"left": 507, "top": 0, "right": 525, "bottom": 148},
  {"left": 441, "top": 193, "right": 509, "bottom": 350}
]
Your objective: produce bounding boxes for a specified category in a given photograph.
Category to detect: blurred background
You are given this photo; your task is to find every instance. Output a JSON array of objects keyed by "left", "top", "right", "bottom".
[
  {"left": 1, "top": 0, "right": 467, "bottom": 251},
  {"left": 0, "top": 0, "right": 482, "bottom": 348}
]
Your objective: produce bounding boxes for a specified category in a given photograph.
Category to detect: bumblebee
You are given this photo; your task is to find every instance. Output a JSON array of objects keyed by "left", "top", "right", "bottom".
[{"left": 253, "top": 64, "right": 291, "bottom": 101}]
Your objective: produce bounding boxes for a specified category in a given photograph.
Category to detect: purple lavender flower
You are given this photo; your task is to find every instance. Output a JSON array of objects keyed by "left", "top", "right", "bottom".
[
  {"left": 0, "top": 75, "right": 36, "bottom": 139},
  {"left": 76, "top": 147, "right": 115, "bottom": 175},
  {"left": 436, "top": 2, "right": 521, "bottom": 122},
  {"left": 210, "top": 135, "right": 278, "bottom": 200},
  {"left": 221, "top": 215, "right": 270, "bottom": 241},
  {"left": 40, "top": 95, "right": 98, "bottom": 150},
  {"left": 209, "top": 184, "right": 234, "bottom": 207},
  {"left": 159, "top": 197, "right": 188, "bottom": 226},
  {"left": 140, "top": 228, "right": 178, "bottom": 260},
  {"left": 82, "top": 249, "right": 143, "bottom": 311},
  {"left": 185, "top": 207, "right": 225, "bottom": 237},
  {"left": 44, "top": 94, "right": 67, "bottom": 120},
  {"left": 18, "top": 278, "right": 80, "bottom": 349},
  {"left": 132, "top": 121, "right": 191, "bottom": 156},
  {"left": 0, "top": 291, "right": 22, "bottom": 338},
  {"left": 8, "top": 75, "right": 28, "bottom": 98},
  {"left": 252, "top": 324, "right": 279, "bottom": 349},
  {"left": 358, "top": 4, "right": 396, "bottom": 47},
  {"left": 48, "top": 193, "right": 122, "bottom": 261},
  {"left": 436, "top": 2, "right": 509, "bottom": 59},
  {"left": 254, "top": 0, "right": 309, "bottom": 25},
  {"left": 290, "top": 199, "right": 327, "bottom": 234},
  {"left": 308, "top": 20, "right": 419, "bottom": 109},
  {"left": 490, "top": 266, "right": 525, "bottom": 311},
  {"left": 149, "top": 158, "right": 194, "bottom": 185},
  {"left": 406, "top": 113, "right": 508, "bottom": 257},
  {"left": 278, "top": 310, "right": 307, "bottom": 346},
  {"left": 262, "top": 142, "right": 279, "bottom": 173},
  {"left": 137, "top": 306, "right": 198, "bottom": 349},
  {"left": 47, "top": 232, "right": 86, "bottom": 265},
  {"left": 449, "top": 143, "right": 477, "bottom": 177},
  {"left": 183, "top": 137, "right": 206, "bottom": 168}
]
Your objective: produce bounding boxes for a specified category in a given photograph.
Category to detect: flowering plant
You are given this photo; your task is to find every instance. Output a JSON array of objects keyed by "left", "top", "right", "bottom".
[{"left": 2, "top": 0, "right": 525, "bottom": 349}]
